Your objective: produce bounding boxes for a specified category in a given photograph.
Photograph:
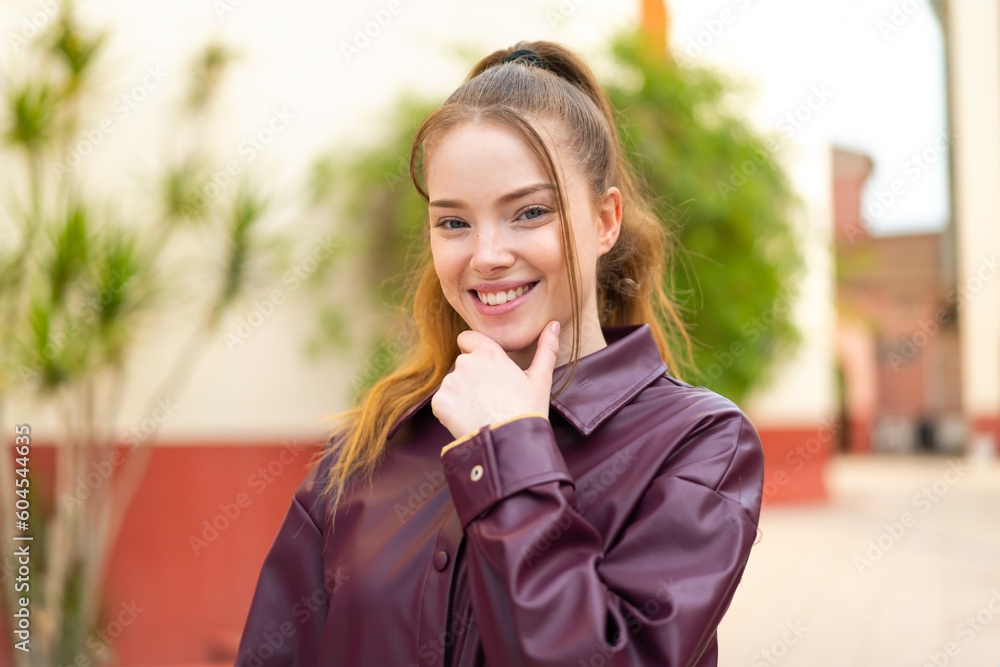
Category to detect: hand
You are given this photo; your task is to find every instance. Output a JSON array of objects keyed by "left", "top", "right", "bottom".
[{"left": 432, "top": 320, "right": 561, "bottom": 441}]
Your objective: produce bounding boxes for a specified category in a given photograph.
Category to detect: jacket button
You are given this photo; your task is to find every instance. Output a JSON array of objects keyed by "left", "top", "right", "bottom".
[
  {"left": 470, "top": 465, "right": 483, "bottom": 481},
  {"left": 433, "top": 550, "right": 450, "bottom": 571}
]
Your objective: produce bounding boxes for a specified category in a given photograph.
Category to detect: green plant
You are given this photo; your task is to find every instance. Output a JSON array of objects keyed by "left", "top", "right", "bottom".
[
  {"left": 306, "top": 95, "right": 437, "bottom": 395},
  {"left": 0, "top": 9, "right": 281, "bottom": 666},
  {"left": 605, "top": 35, "right": 802, "bottom": 401}
]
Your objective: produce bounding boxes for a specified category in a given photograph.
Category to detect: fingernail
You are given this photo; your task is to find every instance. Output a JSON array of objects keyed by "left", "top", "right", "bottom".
[{"left": 551, "top": 321, "right": 560, "bottom": 335}]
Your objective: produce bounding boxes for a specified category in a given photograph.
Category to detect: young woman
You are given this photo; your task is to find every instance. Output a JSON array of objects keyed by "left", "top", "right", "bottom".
[{"left": 236, "top": 41, "right": 764, "bottom": 667}]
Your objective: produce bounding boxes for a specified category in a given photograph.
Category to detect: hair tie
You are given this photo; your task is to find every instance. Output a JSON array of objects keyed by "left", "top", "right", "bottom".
[{"left": 502, "top": 48, "right": 549, "bottom": 71}]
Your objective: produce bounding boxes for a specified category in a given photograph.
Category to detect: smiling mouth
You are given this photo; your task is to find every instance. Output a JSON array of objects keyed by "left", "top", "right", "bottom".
[{"left": 472, "top": 281, "right": 538, "bottom": 306}]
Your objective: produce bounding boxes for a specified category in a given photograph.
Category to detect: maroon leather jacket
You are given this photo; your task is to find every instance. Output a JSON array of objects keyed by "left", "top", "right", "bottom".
[{"left": 236, "top": 324, "right": 764, "bottom": 666}]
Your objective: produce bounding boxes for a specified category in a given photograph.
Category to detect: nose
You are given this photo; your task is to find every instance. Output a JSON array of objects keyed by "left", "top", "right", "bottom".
[{"left": 469, "top": 224, "right": 515, "bottom": 274}]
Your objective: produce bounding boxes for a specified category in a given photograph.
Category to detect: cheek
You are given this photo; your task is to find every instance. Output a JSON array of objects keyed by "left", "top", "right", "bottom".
[
  {"left": 537, "top": 228, "right": 569, "bottom": 280},
  {"left": 430, "top": 243, "right": 461, "bottom": 294}
]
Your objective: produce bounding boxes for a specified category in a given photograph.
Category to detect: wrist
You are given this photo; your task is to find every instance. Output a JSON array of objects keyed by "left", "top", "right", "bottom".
[{"left": 441, "top": 412, "right": 549, "bottom": 456}]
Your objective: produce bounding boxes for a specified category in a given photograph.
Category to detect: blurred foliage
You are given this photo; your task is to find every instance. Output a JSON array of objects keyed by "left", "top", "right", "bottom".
[
  {"left": 605, "top": 35, "right": 802, "bottom": 402},
  {"left": 307, "top": 94, "right": 436, "bottom": 394},
  {"left": 310, "top": 32, "right": 801, "bottom": 404},
  {"left": 0, "top": 7, "right": 281, "bottom": 666},
  {"left": 308, "top": 94, "right": 433, "bottom": 306}
]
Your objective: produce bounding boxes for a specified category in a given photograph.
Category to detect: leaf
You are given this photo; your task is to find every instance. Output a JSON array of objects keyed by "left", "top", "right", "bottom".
[
  {"left": 47, "top": 200, "right": 91, "bottom": 308},
  {"left": 210, "top": 182, "right": 270, "bottom": 325},
  {"left": 186, "top": 41, "right": 240, "bottom": 112},
  {"left": 159, "top": 158, "right": 214, "bottom": 224},
  {"left": 89, "top": 223, "right": 149, "bottom": 364},
  {"left": 49, "top": 11, "right": 107, "bottom": 90},
  {"left": 3, "top": 80, "right": 62, "bottom": 152}
]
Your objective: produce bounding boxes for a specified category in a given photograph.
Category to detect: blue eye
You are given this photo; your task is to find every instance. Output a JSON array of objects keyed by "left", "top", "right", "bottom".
[
  {"left": 521, "top": 206, "right": 547, "bottom": 221},
  {"left": 437, "top": 218, "right": 468, "bottom": 230}
]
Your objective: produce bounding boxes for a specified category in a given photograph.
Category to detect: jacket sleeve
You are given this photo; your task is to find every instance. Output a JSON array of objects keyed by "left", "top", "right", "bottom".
[
  {"left": 235, "top": 459, "right": 330, "bottom": 667},
  {"left": 440, "top": 410, "right": 764, "bottom": 667}
]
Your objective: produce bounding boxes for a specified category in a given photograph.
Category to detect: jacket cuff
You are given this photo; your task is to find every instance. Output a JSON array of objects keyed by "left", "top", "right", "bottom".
[{"left": 441, "top": 415, "right": 573, "bottom": 529}]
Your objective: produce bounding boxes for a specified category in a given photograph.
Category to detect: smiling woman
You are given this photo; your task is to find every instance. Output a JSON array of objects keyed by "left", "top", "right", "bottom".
[
  {"left": 426, "top": 120, "right": 619, "bottom": 370},
  {"left": 236, "top": 40, "right": 765, "bottom": 667}
]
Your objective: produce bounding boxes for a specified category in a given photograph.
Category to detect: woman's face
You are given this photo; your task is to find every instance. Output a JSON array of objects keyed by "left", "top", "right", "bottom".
[{"left": 425, "top": 120, "right": 621, "bottom": 370}]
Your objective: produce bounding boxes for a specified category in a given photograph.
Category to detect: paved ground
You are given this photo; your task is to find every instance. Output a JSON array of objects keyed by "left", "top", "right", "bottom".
[{"left": 719, "top": 454, "right": 1000, "bottom": 667}]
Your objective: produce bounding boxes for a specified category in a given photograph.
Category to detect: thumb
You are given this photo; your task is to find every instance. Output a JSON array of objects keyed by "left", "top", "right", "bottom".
[{"left": 526, "top": 320, "right": 561, "bottom": 386}]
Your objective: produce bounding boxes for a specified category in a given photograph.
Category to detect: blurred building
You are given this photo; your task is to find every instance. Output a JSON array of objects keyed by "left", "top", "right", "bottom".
[
  {"left": 832, "top": 0, "right": 1000, "bottom": 459},
  {"left": 834, "top": 148, "right": 964, "bottom": 454}
]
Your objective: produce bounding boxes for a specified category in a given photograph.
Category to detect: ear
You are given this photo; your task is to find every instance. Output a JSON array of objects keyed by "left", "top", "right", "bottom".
[{"left": 595, "top": 186, "right": 623, "bottom": 257}]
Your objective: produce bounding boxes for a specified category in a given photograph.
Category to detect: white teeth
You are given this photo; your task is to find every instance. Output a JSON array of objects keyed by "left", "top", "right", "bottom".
[{"left": 476, "top": 282, "right": 535, "bottom": 305}]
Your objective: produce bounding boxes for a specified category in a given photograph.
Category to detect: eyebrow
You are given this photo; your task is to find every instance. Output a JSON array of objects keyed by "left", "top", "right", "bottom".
[{"left": 429, "top": 183, "right": 555, "bottom": 209}]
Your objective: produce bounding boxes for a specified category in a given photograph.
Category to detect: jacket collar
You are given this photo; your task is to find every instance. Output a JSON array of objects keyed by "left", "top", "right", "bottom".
[{"left": 386, "top": 323, "right": 667, "bottom": 439}]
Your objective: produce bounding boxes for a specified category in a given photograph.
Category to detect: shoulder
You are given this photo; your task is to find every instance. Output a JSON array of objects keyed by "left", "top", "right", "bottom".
[
  {"left": 624, "top": 370, "right": 764, "bottom": 505},
  {"left": 628, "top": 370, "right": 754, "bottom": 437}
]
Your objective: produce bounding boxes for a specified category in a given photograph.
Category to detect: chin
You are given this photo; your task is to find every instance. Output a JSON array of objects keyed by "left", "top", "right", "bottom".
[{"left": 470, "top": 321, "right": 540, "bottom": 353}]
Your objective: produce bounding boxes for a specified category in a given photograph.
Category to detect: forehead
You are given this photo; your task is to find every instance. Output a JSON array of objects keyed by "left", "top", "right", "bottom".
[{"left": 424, "top": 119, "right": 569, "bottom": 198}]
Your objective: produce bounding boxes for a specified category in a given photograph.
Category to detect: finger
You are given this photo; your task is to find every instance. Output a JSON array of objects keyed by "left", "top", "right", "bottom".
[
  {"left": 526, "top": 320, "right": 560, "bottom": 385},
  {"left": 457, "top": 329, "right": 501, "bottom": 355}
]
